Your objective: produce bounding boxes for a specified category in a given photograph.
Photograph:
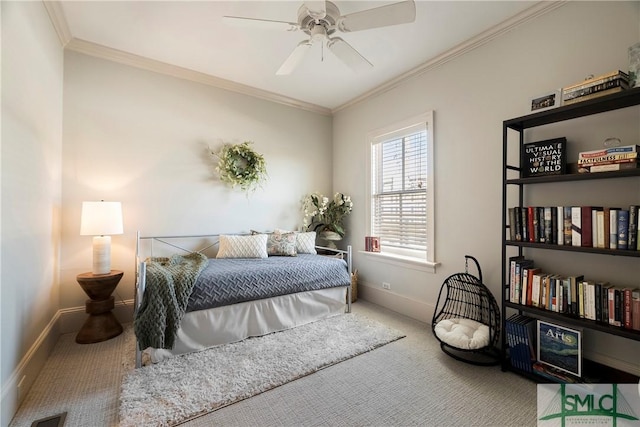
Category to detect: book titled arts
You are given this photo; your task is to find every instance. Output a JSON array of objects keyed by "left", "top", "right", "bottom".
[{"left": 537, "top": 320, "right": 582, "bottom": 378}]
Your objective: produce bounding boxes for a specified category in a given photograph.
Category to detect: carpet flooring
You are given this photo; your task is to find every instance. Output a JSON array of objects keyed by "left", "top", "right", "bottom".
[
  {"left": 119, "top": 313, "right": 405, "bottom": 426},
  {"left": 9, "top": 301, "right": 538, "bottom": 426}
]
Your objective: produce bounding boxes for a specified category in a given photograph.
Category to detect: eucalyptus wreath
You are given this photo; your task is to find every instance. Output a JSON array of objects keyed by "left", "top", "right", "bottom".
[{"left": 211, "top": 141, "right": 267, "bottom": 192}]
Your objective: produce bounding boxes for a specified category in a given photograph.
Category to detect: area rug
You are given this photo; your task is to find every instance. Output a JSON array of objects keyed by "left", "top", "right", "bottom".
[{"left": 118, "top": 313, "right": 405, "bottom": 426}]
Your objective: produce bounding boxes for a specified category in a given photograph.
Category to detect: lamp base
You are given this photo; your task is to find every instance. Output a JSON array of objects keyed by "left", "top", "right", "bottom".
[{"left": 92, "top": 235, "right": 111, "bottom": 275}]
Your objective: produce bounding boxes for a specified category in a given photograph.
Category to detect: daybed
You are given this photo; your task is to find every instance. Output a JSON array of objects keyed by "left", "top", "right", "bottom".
[{"left": 134, "top": 231, "right": 353, "bottom": 367}]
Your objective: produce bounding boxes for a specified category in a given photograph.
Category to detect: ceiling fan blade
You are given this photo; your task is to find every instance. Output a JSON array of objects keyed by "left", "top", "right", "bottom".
[
  {"left": 337, "top": 0, "right": 416, "bottom": 32},
  {"left": 276, "top": 40, "right": 313, "bottom": 75},
  {"left": 223, "top": 16, "right": 299, "bottom": 32},
  {"left": 304, "top": 0, "right": 326, "bottom": 20},
  {"left": 327, "top": 37, "right": 373, "bottom": 72}
]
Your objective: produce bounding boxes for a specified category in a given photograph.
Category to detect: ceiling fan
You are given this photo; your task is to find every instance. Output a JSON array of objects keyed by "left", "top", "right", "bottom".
[{"left": 223, "top": 0, "right": 416, "bottom": 75}]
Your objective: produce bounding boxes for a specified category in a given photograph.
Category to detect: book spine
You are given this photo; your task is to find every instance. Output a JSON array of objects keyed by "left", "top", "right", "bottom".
[
  {"left": 563, "top": 70, "right": 629, "bottom": 92},
  {"left": 615, "top": 289, "right": 623, "bottom": 326},
  {"left": 514, "top": 206, "right": 522, "bottom": 241},
  {"left": 578, "top": 152, "right": 638, "bottom": 165},
  {"left": 521, "top": 208, "right": 528, "bottom": 243},
  {"left": 563, "top": 207, "right": 572, "bottom": 245},
  {"left": 623, "top": 288, "right": 632, "bottom": 329},
  {"left": 556, "top": 207, "right": 564, "bottom": 246},
  {"left": 563, "top": 78, "right": 628, "bottom": 101},
  {"left": 571, "top": 207, "right": 582, "bottom": 247},
  {"left": 596, "top": 209, "right": 609, "bottom": 249},
  {"left": 632, "top": 289, "right": 640, "bottom": 331},
  {"left": 531, "top": 273, "right": 542, "bottom": 308},
  {"left": 563, "top": 86, "right": 627, "bottom": 105},
  {"left": 580, "top": 206, "right": 593, "bottom": 248},
  {"left": 637, "top": 209, "right": 640, "bottom": 250},
  {"left": 608, "top": 287, "right": 617, "bottom": 325},
  {"left": 578, "top": 144, "right": 639, "bottom": 159},
  {"left": 628, "top": 206, "right": 638, "bottom": 250},
  {"left": 609, "top": 209, "right": 618, "bottom": 249},
  {"left": 594, "top": 282, "right": 603, "bottom": 322},
  {"left": 529, "top": 206, "right": 537, "bottom": 243},
  {"left": 544, "top": 207, "right": 552, "bottom": 244},
  {"left": 587, "top": 162, "right": 638, "bottom": 173},
  {"left": 617, "top": 210, "right": 629, "bottom": 250},
  {"left": 508, "top": 208, "right": 516, "bottom": 241}
]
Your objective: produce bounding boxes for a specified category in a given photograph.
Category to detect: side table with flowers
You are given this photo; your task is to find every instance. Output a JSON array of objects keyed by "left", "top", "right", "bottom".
[{"left": 302, "top": 192, "right": 353, "bottom": 249}]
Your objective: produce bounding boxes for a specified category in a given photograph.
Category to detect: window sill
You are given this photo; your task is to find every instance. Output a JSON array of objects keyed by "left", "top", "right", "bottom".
[{"left": 358, "top": 250, "right": 439, "bottom": 273}]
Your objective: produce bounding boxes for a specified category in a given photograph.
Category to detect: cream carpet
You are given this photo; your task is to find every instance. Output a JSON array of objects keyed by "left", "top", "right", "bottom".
[
  {"left": 10, "top": 301, "right": 539, "bottom": 427},
  {"left": 119, "top": 313, "right": 405, "bottom": 426}
]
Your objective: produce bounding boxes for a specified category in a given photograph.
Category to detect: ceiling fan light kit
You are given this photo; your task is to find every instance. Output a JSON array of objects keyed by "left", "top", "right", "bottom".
[{"left": 224, "top": 0, "right": 416, "bottom": 75}]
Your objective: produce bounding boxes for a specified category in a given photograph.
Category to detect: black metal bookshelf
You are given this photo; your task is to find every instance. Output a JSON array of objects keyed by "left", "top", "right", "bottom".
[{"left": 501, "top": 87, "right": 640, "bottom": 383}]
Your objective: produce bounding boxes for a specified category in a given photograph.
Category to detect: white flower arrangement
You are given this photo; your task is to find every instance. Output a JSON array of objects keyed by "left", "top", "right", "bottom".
[
  {"left": 302, "top": 192, "right": 353, "bottom": 237},
  {"left": 211, "top": 141, "right": 267, "bottom": 192}
]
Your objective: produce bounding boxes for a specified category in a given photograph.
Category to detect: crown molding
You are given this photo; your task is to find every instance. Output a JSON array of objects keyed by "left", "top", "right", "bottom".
[
  {"left": 64, "top": 38, "right": 332, "bottom": 116},
  {"left": 331, "top": 1, "right": 567, "bottom": 113},
  {"left": 47, "top": 0, "right": 563, "bottom": 117},
  {"left": 42, "top": 1, "right": 72, "bottom": 47}
]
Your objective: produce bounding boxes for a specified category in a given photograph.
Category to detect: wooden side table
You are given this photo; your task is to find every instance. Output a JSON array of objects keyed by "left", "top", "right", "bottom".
[{"left": 76, "top": 270, "right": 124, "bottom": 344}]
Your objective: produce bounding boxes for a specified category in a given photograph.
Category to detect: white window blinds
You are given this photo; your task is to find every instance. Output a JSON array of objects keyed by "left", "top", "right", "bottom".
[{"left": 371, "top": 123, "right": 428, "bottom": 255}]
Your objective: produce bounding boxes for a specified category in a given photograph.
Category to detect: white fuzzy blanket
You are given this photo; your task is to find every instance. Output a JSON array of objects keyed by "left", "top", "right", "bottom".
[{"left": 119, "top": 313, "right": 404, "bottom": 426}]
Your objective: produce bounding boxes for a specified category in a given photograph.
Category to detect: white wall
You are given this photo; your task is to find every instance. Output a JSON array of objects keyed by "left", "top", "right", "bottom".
[
  {"left": 60, "top": 51, "right": 334, "bottom": 307},
  {"left": 333, "top": 1, "right": 640, "bottom": 373},
  {"left": 1, "top": 2, "right": 64, "bottom": 425}
]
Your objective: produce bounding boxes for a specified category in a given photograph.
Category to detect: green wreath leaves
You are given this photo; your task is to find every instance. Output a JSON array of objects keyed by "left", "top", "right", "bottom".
[{"left": 211, "top": 141, "right": 267, "bottom": 192}]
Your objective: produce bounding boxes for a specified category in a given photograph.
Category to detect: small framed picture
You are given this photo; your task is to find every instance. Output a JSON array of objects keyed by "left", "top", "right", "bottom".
[
  {"left": 537, "top": 320, "right": 582, "bottom": 378},
  {"left": 530, "top": 89, "right": 562, "bottom": 112}
]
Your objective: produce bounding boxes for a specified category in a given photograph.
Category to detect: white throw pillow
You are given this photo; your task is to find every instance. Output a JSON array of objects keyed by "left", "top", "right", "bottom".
[
  {"left": 295, "top": 232, "right": 317, "bottom": 254},
  {"left": 217, "top": 234, "right": 268, "bottom": 259}
]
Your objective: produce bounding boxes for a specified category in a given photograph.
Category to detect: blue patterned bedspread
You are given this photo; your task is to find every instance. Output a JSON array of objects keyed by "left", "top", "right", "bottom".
[{"left": 186, "top": 254, "right": 351, "bottom": 312}]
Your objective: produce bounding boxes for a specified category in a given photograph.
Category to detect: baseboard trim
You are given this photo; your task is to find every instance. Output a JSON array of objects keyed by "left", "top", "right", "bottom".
[
  {"left": 358, "top": 282, "right": 640, "bottom": 377},
  {"left": 58, "top": 299, "right": 135, "bottom": 334},
  {"left": 1, "top": 311, "right": 60, "bottom": 427},
  {"left": 586, "top": 350, "right": 640, "bottom": 377},
  {"left": 358, "top": 282, "right": 433, "bottom": 324},
  {"left": 1, "top": 299, "right": 135, "bottom": 426}
]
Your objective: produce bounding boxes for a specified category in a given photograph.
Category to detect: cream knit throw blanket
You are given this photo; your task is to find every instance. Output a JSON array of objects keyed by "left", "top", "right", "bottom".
[{"left": 134, "top": 252, "right": 209, "bottom": 350}]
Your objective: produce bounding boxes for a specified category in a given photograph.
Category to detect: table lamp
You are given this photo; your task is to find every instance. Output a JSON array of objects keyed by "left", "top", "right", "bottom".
[{"left": 80, "top": 201, "right": 123, "bottom": 275}]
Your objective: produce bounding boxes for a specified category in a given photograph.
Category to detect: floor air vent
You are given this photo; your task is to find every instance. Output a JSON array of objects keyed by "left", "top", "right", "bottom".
[{"left": 31, "top": 412, "right": 67, "bottom": 427}]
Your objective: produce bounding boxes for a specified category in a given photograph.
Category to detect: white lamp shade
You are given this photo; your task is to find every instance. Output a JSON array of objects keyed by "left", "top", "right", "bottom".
[{"left": 80, "top": 201, "right": 123, "bottom": 236}]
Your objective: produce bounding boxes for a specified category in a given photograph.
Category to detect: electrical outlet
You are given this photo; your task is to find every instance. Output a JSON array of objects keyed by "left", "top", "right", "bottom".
[{"left": 382, "top": 282, "right": 391, "bottom": 290}]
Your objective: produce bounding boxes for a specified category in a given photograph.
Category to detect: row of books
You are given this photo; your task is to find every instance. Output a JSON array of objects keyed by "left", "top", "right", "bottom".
[
  {"left": 505, "top": 314, "right": 536, "bottom": 373},
  {"left": 562, "top": 70, "right": 630, "bottom": 106},
  {"left": 507, "top": 256, "right": 640, "bottom": 331},
  {"left": 577, "top": 144, "right": 639, "bottom": 173},
  {"left": 506, "top": 315, "right": 582, "bottom": 382},
  {"left": 507, "top": 205, "right": 640, "bottom": 251}
]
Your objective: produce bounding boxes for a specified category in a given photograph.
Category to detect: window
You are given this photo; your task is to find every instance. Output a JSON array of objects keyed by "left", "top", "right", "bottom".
[{"left": 368, "top": 112, "right": 435, "bottom": 266}]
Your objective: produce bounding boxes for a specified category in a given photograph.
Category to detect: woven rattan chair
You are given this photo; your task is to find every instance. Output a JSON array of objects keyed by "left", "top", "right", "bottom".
[{"left": 431, "top": 255, "right": 501, "bottom": 366}]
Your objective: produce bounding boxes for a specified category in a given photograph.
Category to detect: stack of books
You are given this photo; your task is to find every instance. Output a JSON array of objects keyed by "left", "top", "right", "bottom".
[
  {"left": 562, "top": 70, "right": 629, "bottom": 106},
  {"left": 577, "top": 144, "right": 638, "bottom": 173}
]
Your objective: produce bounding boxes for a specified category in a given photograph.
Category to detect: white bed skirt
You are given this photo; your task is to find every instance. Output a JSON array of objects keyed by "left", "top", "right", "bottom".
[{"left": 146, "top": 287, "right": 348, "bottom": 363}]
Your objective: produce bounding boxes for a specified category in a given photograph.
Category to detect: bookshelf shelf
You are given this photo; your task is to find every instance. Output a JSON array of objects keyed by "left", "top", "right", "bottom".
[
  {"left": 506, "top": 359, "right": 640, "bottom": 384},
  {"left": 506, "top": 168, "right": 640, "bottom": 185},
  {"left": 504, "top": 241, "right": 640, "bottom": 257},
  {"left": 504, "top": 302, "right": 640, "bottom": 341},
  {"left": 501, "top": 86, "right": 640, "bottom": 383}
]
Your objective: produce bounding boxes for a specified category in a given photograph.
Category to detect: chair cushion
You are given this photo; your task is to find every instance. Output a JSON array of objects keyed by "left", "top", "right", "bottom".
[{"left": 434, "top": 318, "right": 490, "bottom": 350}]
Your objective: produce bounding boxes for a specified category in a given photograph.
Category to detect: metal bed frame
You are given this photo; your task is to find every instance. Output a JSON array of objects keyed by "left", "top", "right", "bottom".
[{"left": 134, "top": 231, "right": 353, "bottom": 368}]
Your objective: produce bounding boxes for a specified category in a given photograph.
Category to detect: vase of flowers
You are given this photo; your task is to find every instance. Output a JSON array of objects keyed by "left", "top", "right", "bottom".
[{"left": 302, "top": 192, "right": 353, "bottom": 248}]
